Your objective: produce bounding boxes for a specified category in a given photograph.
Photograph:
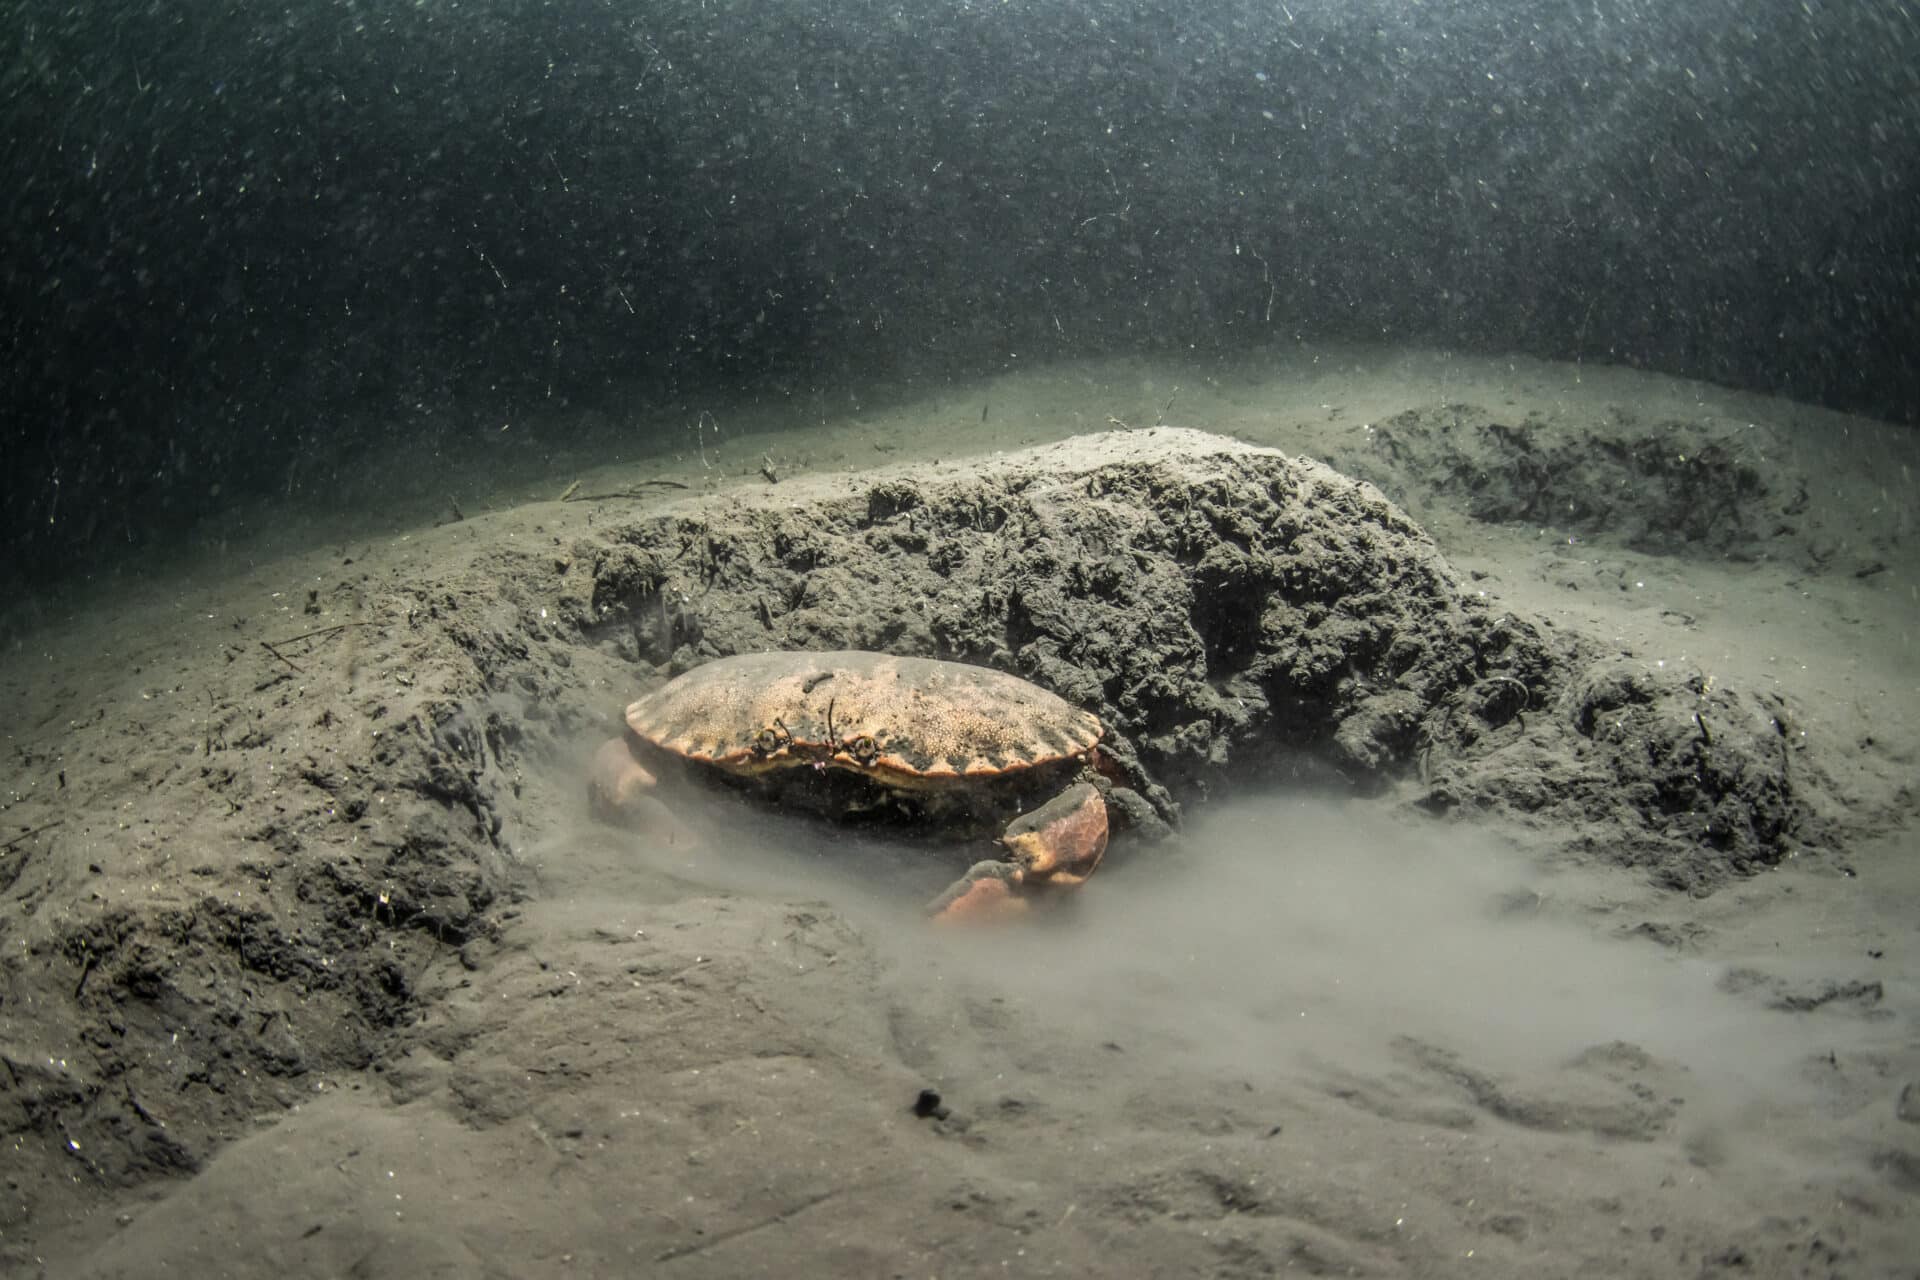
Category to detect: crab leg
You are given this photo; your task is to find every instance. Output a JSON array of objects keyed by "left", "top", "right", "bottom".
[
  {"left": 587, "top": 735, "right": 657, "bottom": 821},
  {"left": 588, "top": 735, "right": 703, "bottom": 848}
]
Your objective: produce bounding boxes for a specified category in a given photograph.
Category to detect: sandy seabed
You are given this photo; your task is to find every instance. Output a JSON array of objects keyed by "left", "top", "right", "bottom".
[{"left": 3, "top": 346, "right": 1917, "bottom": 1278}]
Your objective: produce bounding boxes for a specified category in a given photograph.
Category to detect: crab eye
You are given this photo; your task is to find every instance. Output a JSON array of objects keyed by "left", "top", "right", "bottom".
[
  {"left": 844, "top": 734, "right": 879, "bottom": 764},
  {"left": 751, "top": 727, "right": 785, "bottom": 756}
]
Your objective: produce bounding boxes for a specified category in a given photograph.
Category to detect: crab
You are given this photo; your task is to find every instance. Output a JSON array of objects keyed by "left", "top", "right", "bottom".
[{"left": 588, "top": 650, "right": 1110, "bottom": 922}]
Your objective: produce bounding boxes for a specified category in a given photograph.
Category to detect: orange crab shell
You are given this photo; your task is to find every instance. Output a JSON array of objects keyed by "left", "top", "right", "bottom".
[{"left": 620, "top": 650, "right": 1104, "bottom": 789}]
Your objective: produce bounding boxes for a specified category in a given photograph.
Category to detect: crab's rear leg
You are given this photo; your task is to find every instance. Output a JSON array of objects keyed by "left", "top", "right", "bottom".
[
  {"left": 929, "top": 781, "right": 1109, "bottom": 923},
  {"left": 588, "top": 735, "right": 698, "bottom": 846}
]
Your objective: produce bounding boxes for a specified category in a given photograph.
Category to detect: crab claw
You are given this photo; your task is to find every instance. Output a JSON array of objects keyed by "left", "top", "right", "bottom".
[
  {"left": 928, "top": 782, "right": 1108, "bottom": 924},
  {"left": 929, "top": 864, "right": 1030, "bottom": 922}
]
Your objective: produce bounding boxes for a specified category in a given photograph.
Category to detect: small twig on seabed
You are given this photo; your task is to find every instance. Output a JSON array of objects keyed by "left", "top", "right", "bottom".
[
  {"left": 1478, "top": 675, "right": 1532, "bottom": 707},
  {"left": 266, "top": 622, "right": 370, "bottom": 648},
  {"left": 258, "top": 621, "right": 372, "bottom": 675},
  {"left": 259, "top": 640, "right": 304, "bottom": 674},
  {"left": 562, "top": 479, "right": 691, "bottom": 501},
  {"left": 1, "top": 819, "right": 64, "bottom": 854}
]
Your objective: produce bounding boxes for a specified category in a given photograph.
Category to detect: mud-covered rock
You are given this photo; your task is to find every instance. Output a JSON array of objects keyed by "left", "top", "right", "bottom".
[
  {"left": 564, "top": 430, "right": 1828, "bottom": 891},
  {"left": 1331, "top": 403, "right": 1806, "bottom": 560},
  {"left": 573, "top": 430, "right": 1546, "bottom": 813},
  {"left": 1418, "top": 654, "right": 1828, "bottom": 891},
  {"left": 0, "top": 555, "right": 564, "bottom": 1234}
]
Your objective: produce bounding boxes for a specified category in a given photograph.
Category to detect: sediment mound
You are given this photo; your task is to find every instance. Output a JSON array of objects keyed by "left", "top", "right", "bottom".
[{"left": 0, "top": 429, "right": 1833, "bottom": 1256}]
